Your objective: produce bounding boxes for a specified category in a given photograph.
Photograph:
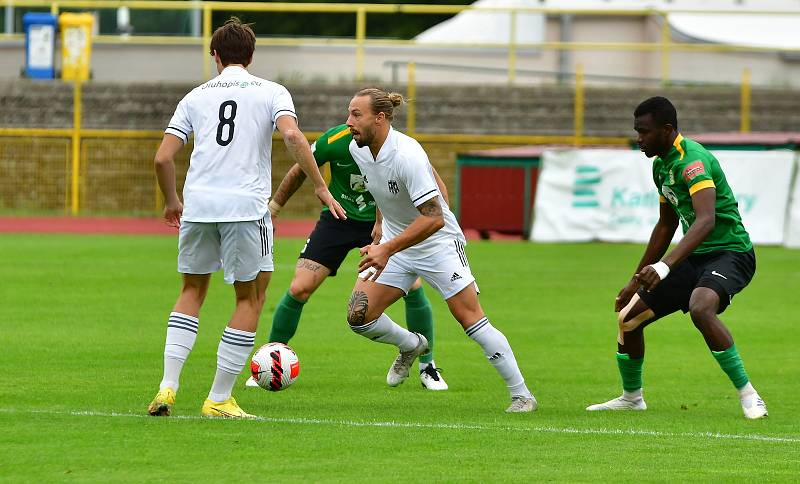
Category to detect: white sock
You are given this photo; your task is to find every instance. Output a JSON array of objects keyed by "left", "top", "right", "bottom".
[
  {"left": 160, "top": 312, "right": 198, "bottom": 392},
  {"left": 623, "top": 389, "right": 643, "bottom": 400},
  {"left": 208, "top": 327, "right": 255, "bottom": 402},
  {"left": 350, "top": 313, "right": 419, "bottom": 351},
  {"left": 737, "top": 381, "right": 756, "bottom": 398},
  {"left": 419, "top": 359, "right": 437, "bottom": 371},
  {"left": 465, "top": 317, "right": 532, "bottom": 399}
]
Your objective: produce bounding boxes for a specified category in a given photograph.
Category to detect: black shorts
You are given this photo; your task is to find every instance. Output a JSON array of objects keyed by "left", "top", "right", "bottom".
[
  {"left": 299, "top": 211, "right": 374, "bottom": 276},
  {"left": 638, "top": 249, "right": 756, "bottom": 319}
]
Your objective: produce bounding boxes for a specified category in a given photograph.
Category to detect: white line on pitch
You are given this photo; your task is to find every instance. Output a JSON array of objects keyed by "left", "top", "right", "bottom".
[{"left": 0, "top": 408, "right": 796, "bottom": 444}]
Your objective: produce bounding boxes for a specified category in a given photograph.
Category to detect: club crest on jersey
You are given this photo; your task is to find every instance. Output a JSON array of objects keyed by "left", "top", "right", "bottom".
[
  {"left": 388, "top": 180, "right": 400, "bottom": 195},
  {"left": 662, "top": 185, "right": 679, "bottom": 206},
  {"left": 350, "top": 174, "right": 368, "bottom": 193},
  {"left": 682, "top": 161, "right": 705, "bottom": 182}
]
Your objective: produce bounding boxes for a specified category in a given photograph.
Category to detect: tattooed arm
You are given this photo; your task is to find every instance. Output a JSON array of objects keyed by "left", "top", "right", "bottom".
[
  {"left": 270, "top": 163, "right": 307, "bottom": 215},
  {"left": 358, "top": 196, "right": 445, "bottom": 278}
]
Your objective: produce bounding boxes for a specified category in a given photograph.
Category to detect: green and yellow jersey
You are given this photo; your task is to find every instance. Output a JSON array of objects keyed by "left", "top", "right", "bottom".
[
  {"left": 311, "top": 124, "right": 376, "bottom": 222},
  {"left": 652, "top": 134, "right": 752, "bottom": 254}
]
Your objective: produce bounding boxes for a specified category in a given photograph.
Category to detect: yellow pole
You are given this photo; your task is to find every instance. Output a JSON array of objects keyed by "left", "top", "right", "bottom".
[
  {"left": 355, "top": 7, "right": 366, "bottom": 82},
  {"left": 71, "top": 81, "right": 82, "bottom": 215},
  {"left": 660, "top": 13, "right": 670, "bottom": 85},
  {"left": 202, "top": 5, "right": 212, "bottom": 80},
  {"left": 50, "top": 3, "right": 58, "bottom": 16},
  {"left": 574, "top": 63, "right": 584, "bottom": 147},
  {"left": 740, "top": 68, "right": 751, "bottom": 133},
  {"left": 407, "top": 61, "right": 416, "bottom": 137},
  {"left": 64, "top": 143, "right": 70, "bottom": 213},
  {"left": 508, "top": 9, "right": 517, "bottom": 85}
]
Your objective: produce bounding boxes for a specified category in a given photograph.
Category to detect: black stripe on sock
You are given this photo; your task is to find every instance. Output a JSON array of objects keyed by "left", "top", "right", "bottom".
[
  {"left": 221, "top": 339, "right": 255, "bottom": 348},
  {"left": 167, "top": 324, "right": 198, "bottom": 334},
  {"left": 222, "top": 331, "right": 255, "bottom": 343},
  {"left": 169, "top": 316, "right": 199, "bottom": 328},
  {"left": 465, "top": 317, "right": 489, "bottom": 337},
  {"left": 168, "top": 319, "right": 198, "bottom": 330}
]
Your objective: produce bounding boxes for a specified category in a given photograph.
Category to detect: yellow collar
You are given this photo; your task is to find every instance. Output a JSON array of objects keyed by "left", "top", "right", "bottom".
[{"left": 673, "top": 133, "right": 685, "bottom": 160}]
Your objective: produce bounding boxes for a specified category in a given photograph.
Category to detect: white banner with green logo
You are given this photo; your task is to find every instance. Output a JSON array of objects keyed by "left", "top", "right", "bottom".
[
  {"left": 531, "top": 149, "right": 796, "bottom": 245},
  {"left": 786, "top": 170, "right": 800, "bottom": 248}
]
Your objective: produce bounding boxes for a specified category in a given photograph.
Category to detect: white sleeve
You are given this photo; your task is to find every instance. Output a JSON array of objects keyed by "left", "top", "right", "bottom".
[
  {"left": 271, "top": 85, "right": 297, "bottom": 124},
  {"left": 399, "top": 146, "right": 439, "bottom": 208},
  {"left": 164, "top": 95, "right": 192, "bottom": 143}
]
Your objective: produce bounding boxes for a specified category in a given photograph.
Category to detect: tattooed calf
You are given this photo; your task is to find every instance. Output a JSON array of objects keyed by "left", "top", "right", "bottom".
[{"left": 347, "top": 291, "right": 369, "bottom": 325}]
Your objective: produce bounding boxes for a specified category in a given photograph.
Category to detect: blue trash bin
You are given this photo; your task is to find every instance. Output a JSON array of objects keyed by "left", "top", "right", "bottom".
[{"left": 23, "top": 12, "right": 57, "bottom": 79}]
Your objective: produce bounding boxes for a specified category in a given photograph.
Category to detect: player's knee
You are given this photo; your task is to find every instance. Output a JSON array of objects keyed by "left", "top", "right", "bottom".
[
  {"left": 180, "top": 283, "right": 207, "bottom": 304},
  {"left": 618, "top": 308, "right": 649, "bottom": 333},
  {"left": 288, "top": 280, "right": 314, "bottom": 303},
  {"left": 688, "top": 302, "right": 715, "bottom": 327}
]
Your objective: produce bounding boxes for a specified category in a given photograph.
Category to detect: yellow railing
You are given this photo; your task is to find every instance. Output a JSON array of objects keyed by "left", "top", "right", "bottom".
[
  {"left": 4, "top": 1, "right": 800, "bottom": 83},
  {"left": 0, "top": 57, "right": 759, "bottom": 215}
]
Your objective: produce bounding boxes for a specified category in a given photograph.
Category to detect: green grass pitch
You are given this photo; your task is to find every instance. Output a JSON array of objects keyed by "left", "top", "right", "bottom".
[{"left": 0, "top": 234, "right": 798, "bottom": 481}]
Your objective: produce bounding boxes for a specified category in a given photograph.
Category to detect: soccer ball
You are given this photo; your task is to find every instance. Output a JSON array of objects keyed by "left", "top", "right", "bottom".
[{"left": 250, "top": 342, "right": 300, "bottom": 391}]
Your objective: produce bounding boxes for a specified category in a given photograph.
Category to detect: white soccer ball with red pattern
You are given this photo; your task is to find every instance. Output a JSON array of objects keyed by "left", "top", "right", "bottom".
[{"left": 250, "top": 342, "right": 300, "bottom": 391}]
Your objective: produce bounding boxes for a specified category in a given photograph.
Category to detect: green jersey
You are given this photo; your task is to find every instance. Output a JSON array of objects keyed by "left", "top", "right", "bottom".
[
  {"left": 652, "top": 134, "right": 752, "bottom": 254},
  {"left": 311, "top": 124, "right": 376, "bottom": 222}
]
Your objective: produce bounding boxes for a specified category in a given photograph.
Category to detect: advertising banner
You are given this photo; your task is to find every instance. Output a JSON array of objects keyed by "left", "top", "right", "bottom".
[{"left": 531, "top": 149, "right": 795, "bottom": 245}]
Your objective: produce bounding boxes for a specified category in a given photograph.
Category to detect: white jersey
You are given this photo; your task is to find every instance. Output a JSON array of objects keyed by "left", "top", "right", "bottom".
[
  {"left": 165, "top": 66, "right": 296, "bottom": 222},
  {"left": 349, "top": 127, "right": 465, "bottom": 258}
]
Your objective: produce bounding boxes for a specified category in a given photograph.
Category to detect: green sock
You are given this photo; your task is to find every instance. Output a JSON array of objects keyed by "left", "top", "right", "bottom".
[
  {"left": 268, "top": 291, "right": 306, "bottom": 344},
  {"left": 403, "top": 286, "right": 434, "bottom": 365},
  {"left": 616, "top": 352, "right": 644, "bottom": 393},
  {"left": 711, "top": 344, "right": 750, "bottom": 390}
]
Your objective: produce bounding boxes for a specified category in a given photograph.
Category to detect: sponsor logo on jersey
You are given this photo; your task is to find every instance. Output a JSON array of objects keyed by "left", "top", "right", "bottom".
[
  {"left": 668, "top": 170, "right": 675, "bottom": 185},
  {"left": 388, "top": 180, "right": 399, "bottom": 195},
  {"left": 350, "top": 174, "right": 367, "bottom": 193},
  {"left": 662, "top": 185, "right": 679, "bottom": 206},
  {"left": 682, "top": 161, "right": 705, "bottom": 182}
]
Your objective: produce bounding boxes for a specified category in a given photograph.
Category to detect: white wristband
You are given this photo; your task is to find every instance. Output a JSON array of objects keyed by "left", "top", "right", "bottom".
[
  {"left": 650, "top": 261, "right": 670, "bottom": 280},
  {"left": 268, "top": 200, "right": 282, "bottom": 216}
]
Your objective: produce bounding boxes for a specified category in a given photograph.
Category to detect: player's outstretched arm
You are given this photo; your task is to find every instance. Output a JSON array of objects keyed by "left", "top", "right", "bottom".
[
  {"left": 154, "top": 134, "right": 185, "bottom": 228},
  {"left": 276, "top": 116, "right": 346, "bottom": 219},
  {"left": 616, "top": 201, "right": 678, "bottom": 310},
  {"left": 269, "top": 163, "right": 306, "bottom": 217},
  {"left": 359, "top": 197, "right": 444, "bottom": 280}
]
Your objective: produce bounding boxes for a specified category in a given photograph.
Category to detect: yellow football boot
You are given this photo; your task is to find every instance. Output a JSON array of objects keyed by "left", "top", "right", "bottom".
[
  {"left": 147, "top": 387, "right": 176, "bottom": 416},
  {"left": 201, "top": 396, "right": 256, "bottom": 419}
]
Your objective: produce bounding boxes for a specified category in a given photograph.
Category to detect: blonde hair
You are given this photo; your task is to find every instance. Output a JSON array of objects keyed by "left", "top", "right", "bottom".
[{"left": 355, "top": 87, "right": 405, "bottom": 120}]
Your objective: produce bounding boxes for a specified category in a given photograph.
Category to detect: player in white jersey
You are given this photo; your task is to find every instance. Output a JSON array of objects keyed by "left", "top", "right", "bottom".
[
  {"left": 345, "top": 88, "right": 537, "bottom": 413},
  {"left": 147, "top": 18, "right": 345, "bottom": 419}
]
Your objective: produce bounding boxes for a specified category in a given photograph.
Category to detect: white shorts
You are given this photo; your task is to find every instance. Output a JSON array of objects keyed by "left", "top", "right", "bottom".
[
  {"left": 178, "top": 215, "right": 273, "bottom": 284},
  {"left": 363, "top": 239, "right": 476, "bottom": 300}
]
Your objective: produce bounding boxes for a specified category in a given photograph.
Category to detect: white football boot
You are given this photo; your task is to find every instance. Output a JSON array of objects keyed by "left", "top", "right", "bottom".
[
  {"left": 740, "top": 392, "right": 768, "bottom": 419},
  {"left": 506, "top": 395, "right": 538, "bottom": 413},
  {"left": 386, "top": 333, "right": 429, "bottom": 387},
  {"left": 419, "top": 364, "right": 448, "bottom": 391},
  {"left": 245, "top": 376, "right": 259, "bottom": 388},
  {"left": 586, "top": 395, "right": 647, "bottom": 411}
]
